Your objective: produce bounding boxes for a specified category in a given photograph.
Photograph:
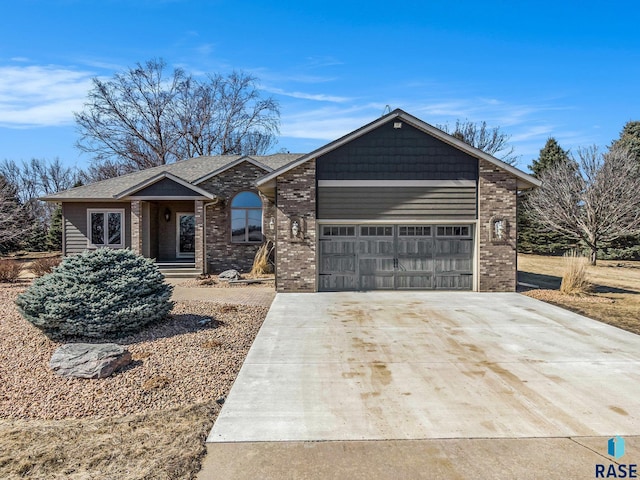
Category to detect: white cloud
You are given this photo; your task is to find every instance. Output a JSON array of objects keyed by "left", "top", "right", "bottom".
[
  {"left": 0, "top": 65, "right": 95, "bottom": 128},
  {"left": 281, "top": 105, "right": 381, "bottom": 140},
  {"left": 265, "top": 86, "right": 351, "bottom": 103}
]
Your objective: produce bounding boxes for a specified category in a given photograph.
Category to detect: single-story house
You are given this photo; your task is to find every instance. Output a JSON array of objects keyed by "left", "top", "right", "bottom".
[{"left": 44, "top": 109, "right": 540, "bottom": 292}]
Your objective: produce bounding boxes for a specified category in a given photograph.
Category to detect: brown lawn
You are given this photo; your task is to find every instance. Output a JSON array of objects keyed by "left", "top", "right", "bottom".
[{"left": 518, "top": 254, "right": 640, "bottom": 335}]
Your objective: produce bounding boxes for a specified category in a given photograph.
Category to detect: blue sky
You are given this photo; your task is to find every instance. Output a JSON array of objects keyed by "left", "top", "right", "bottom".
[{"left": 1, "top": 0, "right": 639, "bottom": 173}]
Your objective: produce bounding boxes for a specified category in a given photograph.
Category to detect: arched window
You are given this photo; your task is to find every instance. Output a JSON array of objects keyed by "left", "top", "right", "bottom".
[{"left": 231, "top": 191, "right": 263, "bottom": 243}]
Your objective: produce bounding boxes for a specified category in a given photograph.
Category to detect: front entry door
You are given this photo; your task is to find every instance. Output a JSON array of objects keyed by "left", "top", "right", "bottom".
[{"left": 177, "top": 213, "right": 195, "bottom": 258}]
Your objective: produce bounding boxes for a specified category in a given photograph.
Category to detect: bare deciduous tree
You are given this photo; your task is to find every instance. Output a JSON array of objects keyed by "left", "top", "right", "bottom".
[
  {"left": 438, "top": 119, "right": 518, "bottom": 165},
  {"left": 75, "top": 59, "right": 280, "bottom": 179},
  {"left": 525, "top": 145, "right": 640, "bottom": 265},
  {"left": 0, "top": 158, "right": 83, "bottom": 229},
  {"left": 174, "top": 72, "right": 279, "bottom": 159}
]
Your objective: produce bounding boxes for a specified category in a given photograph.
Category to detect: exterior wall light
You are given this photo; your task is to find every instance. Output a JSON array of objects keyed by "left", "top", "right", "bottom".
[
  {"left": 269, "top": 217, "right": 275, "bottom": 231},
  {"left": 164, "top": 208, "right": 171, "bottom": 222},
  {"left": 491, "top": 217, "right": 507, "bottom": 242},
  {"left": 291, "top": 220, "right": 300, "bottom": 237}
]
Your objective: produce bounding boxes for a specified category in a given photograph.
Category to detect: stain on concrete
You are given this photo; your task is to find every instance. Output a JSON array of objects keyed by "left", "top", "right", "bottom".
[
  {"left": 370, "top": 362, "right": 392, "bottom": 386},
  {"left": 609, "top": 406, "right": 628, "bottom": 416}
]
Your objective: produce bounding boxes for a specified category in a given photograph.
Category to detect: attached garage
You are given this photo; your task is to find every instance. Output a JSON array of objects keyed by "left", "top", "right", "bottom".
[
  {"left": 319, "top": 223, "right": 473, "bottom": 291},
  {"left": 255, "top": 109, "right": 541, "bottom": 293}
]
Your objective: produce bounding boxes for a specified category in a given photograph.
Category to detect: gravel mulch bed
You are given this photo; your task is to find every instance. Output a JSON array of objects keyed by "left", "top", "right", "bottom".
[{"left": 0, "top": 283, "right": 268, "bottom": 420}]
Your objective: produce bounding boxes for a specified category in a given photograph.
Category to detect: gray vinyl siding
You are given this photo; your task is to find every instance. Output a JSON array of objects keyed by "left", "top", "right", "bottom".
[
  {"left": 317, "top": 186, "right": 477, "bottom": 220},
  {"left": 62, "top": 202, "right": 131, "bottom": 254},
  {"left": 317, "top": 120, "right": 478, "bottom": 181},
  {"left": 131, "top": 177, "right": 206, "bottom": 197}
]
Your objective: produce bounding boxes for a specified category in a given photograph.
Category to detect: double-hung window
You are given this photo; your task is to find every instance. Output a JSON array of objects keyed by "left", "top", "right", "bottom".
[{"left": 87, "top": 209, "right": 125, "bottom": 248}]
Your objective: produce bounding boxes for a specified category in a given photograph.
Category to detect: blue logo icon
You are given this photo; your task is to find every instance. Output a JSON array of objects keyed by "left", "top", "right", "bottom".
[{"left": 608, "top": 436, "right": 625, "bottom": 459}]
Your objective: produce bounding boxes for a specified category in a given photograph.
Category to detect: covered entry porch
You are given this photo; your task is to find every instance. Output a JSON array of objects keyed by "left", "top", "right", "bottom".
[{"left": 130, "top": 199, "right": 205, "bottom": 275}]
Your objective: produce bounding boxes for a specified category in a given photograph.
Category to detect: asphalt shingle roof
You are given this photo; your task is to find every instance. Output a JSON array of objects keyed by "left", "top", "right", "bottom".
[{"left": 43, "top": 154, "right": 304, "bottom": 200}]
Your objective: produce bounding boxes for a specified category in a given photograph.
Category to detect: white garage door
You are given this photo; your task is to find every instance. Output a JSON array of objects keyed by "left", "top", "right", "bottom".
[{"left": 318, "top": 224, "right": 473, "bottom": 291}]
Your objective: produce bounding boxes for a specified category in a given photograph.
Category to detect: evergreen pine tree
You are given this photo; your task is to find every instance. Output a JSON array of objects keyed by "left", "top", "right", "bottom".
[
  {"left": 528, "top": 137, "right": 571, "bottom": 177},
  {"left": 46, "top": 205, "right": 63, "bottom": 252},
  {"left": 611, "top": 121, "right": 640, "bottom": 163}
]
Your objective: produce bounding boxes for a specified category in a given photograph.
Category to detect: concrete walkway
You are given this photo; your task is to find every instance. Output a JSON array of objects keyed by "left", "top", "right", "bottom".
[
  {"left": 169, "top": 281, "right": 275, "bottom": 306},
  {"left": 199, "top": 292, "right": 640, "bottom": 478}
]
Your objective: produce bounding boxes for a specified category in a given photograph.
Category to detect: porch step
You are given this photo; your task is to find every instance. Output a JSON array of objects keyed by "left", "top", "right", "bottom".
[{"left": 158, "top": 267, "right": 202, "bottom": 278}]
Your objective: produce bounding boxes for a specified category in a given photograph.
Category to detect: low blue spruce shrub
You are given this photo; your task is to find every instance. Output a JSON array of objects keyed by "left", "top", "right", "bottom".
[{"left": 16, "top": 249, "right": 174, "bottom": 339}]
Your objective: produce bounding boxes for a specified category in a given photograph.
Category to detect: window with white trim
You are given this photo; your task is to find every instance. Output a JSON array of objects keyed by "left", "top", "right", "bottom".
[
  {"left": 231, "top": 192, "right": 263, "bottom": 243},
  {"left": 87, "top": 209, "right": 125, "bottom": 248}
]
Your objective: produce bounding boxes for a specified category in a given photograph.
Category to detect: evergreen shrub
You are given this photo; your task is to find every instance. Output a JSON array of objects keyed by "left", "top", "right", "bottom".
[{"left": 16, "top": 249, "right": 173, "bottom": 338}]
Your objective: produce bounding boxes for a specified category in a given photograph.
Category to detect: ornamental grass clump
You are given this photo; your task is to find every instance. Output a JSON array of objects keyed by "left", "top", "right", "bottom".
[
  {"left": 15, "top": 249, "right": 173, "bottom": 339},
  {"left": 560, "top": 250, "right": 591, "bottom": 295}
]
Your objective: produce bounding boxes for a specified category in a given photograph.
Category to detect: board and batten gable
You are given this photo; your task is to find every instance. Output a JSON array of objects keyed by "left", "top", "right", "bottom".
[
  {"left": 316, "top": 119, "right": 478, "bottom": 221},
  {"left": 130, "top": 177, "right": 203, "bottom": 197},
  {"left": 62, "top": 202, "right": 132, "bottom": 255}
]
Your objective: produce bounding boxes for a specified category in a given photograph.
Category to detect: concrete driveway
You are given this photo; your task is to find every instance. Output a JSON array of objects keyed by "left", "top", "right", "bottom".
[{"left": 208, "top": 292, "right": 640, "bottom": 443}]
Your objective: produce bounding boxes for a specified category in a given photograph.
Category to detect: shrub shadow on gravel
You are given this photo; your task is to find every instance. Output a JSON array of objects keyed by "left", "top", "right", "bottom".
[{"left": 57, "top": 312, "right": 225, "bottom": 345}]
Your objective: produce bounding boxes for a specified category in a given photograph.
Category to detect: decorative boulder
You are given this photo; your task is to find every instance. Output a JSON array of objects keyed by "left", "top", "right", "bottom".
[
  {"left": 218, "top": 269, "right": 240, "bottom": 281},
  {"left": 50, "top": 343, "right": 132, "bottom": 379}
]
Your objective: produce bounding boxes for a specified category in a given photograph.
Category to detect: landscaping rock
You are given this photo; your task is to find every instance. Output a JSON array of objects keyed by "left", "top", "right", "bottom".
[
  {"left": 218, "top": 269, "right": 240, "bottom": 281},
  {"left": 50, "top": 343, "right": 132, "bottom": 379}
]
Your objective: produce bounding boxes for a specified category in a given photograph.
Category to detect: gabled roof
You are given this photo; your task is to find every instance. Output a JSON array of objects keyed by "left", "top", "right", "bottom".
[
  {"left": 193, "top": 156, "right": 273, "bottom": 185},
  {"left": 42, "top": 153, "right": 304, "bottom": 201},
  {"left": 114, "top": 172, "right": 216, "bottom": 199},
  {"left": 256, "top": 109, "right": 542, "bottom": 190}
]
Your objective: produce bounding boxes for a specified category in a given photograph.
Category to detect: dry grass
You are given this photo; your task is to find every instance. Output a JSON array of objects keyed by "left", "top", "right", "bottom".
[
  {"left": 0, "top": 402, "right": 217, "bottom": 480},
  {"left": 559, "top": 250, "right": 591, "bottom": 295},
  {"left": 519, "top": 254, "right": 640, "bottom": 335},
  {"left": 0, "top": 260, "right": 23, "bottom": 283},
  {"left": 250, "top": 241, "right": 274, "bottom": 275},
  {"left": 30, "top": 256, "right": 62, "bottom": 278}
]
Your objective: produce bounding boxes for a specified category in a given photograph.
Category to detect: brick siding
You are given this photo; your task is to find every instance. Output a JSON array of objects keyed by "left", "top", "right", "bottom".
[
  {"left": 275, "top": 160, "right": 317, "bottom": 292},
  {"left": 199, "top": 162, "right": 270, "bottom": 273},
  {"left": 478, "top": 158, "right": 518, "bottom": 292}
]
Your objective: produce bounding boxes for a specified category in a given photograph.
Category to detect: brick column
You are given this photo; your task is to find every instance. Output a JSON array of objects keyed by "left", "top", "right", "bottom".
[
  {"left": 130, "top": 200, "right": 143, "bottom": 255},
  {"left": 194, "top": 200, "right": 204, "bottom": 273},
  {"left": 478, "top": 158, "right": 517, "bottom": 292},
  {"left": 275, "top": 160, "right": 317, "bottom": 292}
]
